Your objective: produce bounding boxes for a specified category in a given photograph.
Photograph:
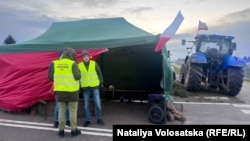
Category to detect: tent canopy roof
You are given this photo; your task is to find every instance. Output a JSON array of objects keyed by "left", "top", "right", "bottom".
[{"left": 0, "top": 17, "right": 159, "bottom": 54}]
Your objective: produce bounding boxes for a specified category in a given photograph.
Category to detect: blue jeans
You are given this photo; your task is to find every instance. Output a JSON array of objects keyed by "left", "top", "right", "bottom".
[
  {"left": 83, "top": 88, "right": 102, "bottom": 121},
  {"left": 54, "top": 101, "right": 70, "bottom": 122}
]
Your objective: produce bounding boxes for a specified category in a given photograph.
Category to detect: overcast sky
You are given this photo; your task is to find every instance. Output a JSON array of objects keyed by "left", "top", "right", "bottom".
[{"left": 0, "top": 0, "right": 249, "bottom": 60}]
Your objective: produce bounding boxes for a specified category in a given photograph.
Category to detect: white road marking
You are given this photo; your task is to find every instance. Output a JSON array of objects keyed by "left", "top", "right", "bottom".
[
  {"left": 0, "top": 119, "right": 52, "bottom": 126},
  {"left": 174, "top": 101, "right": 231, "bottom": 105},
  {"left": 232, "top": 104, "right": 250, "bottom": 114},
  {"left": 232, "top": 104, "right": 250, "bottom": 108},
  {"left": 0, "top": 119, "right": 112, "bottom": 132},
  {"left": 240, "top": 110, "right": 250, "bottom": 114},
  {"left": 0, "top": 119, "right": 112, "bottom": 137},
  {"left": 175, "top": 102, "right": 250, "bottom": 115}
]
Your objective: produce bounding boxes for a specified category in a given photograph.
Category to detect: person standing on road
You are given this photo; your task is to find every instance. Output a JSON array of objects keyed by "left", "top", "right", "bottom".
[
  {"left": 48, "top": 47, "right": 81, "bottom": 138},
  {"left": 52, "top": 50, "right": 70, "bottom": 128},
  {"left": 78, "top": 51, "right": 105, "bottom": 127},
  {"left": 53, "top": 102, "right": 70, "bottom": 128}
]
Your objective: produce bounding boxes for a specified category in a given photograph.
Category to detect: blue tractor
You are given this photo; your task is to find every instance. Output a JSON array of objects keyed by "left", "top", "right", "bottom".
[{"left": 179, "top": 34, "right": 245, "bottom": 96}]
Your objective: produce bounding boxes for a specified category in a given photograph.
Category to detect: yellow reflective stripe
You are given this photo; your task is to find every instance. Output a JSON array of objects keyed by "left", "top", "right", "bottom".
[
  {"left": 80, "top": 78, "right": 99, "bottom": 83},
  {"left": 54, "top": 81, "right": 79, "bottom": 86},
  {"left": 54, "top": 75, "right": 75, "bottom": 79},
  {"left": 81, "top": 73, "right": 97, "bottom": 77}
]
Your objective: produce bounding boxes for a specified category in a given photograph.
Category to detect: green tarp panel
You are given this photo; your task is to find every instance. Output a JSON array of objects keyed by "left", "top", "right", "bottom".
[
  {"left": 0, "top": 17, "right": 159, "bottom": 53},
  {"left": 161, "top": 47, "right": 174, "bottom": 102}
]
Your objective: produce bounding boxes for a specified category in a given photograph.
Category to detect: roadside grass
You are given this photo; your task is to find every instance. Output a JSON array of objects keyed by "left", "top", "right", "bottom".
[
  {"left": 172, "top": 65, "right": 180, "bottom": 74},
  {"left": 170, "top": 80, "right": 229, "bottom": 98},
  {"left": 170, "top": 81, "right": 191, "bottom": 98}
]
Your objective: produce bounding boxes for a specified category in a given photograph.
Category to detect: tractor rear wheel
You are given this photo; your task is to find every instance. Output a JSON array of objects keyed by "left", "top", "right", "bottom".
[
  {"left": 220, "top": 67, "right": 244, "bottom": 96},
  {"left": 184, "top": 63, "right": 203, "bottom": 91}
]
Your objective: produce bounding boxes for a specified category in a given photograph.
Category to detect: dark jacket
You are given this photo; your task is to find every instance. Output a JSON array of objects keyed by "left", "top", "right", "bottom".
[{"left": 48, "top": 48, "right": 81, "bottom": 102}]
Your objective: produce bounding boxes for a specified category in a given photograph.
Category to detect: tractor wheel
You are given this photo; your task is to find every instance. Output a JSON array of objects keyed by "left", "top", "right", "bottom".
[
  {"left": 179, "top": 64, "right": 185, "bottom": 84},
  {"left": 221, "top": 67, "right": 244, "bottom": 96},
  {"left": 184, "top": 63, "right": 203, "bottom": 91}
]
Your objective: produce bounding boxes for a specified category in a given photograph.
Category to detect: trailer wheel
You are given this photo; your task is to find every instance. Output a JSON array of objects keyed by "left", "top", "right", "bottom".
[{"left": 148, "top": 104, "right": 164, "bottom": 124}]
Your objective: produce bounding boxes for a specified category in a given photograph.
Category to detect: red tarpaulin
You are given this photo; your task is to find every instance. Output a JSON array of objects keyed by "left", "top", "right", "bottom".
[{"left": 0, "top": 49, "right": 107, "bottom": 111}]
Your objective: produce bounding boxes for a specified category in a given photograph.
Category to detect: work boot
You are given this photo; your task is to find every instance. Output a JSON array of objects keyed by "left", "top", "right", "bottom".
[
  {"left": 97, "top": 119, "right": 105, "bottom": 126},
  {"left": 53, "top": 121, "right": 59, "bottom": 128},
  {"left": 83, "top": 121, "right": 91, "bottom": 127},
  {"left": 66, "top": 120, "right": 70, "bottom": 126},
  {"left": 71, "top": 129, "right": 81, "bottom": 137},
  {"left": 58, "top": 130, "right": 64, "bottom": 138}
]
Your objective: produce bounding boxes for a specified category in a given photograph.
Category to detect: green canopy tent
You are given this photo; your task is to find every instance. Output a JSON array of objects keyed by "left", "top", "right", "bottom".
[{"left": 0, "top": 17, "right": 159, "bottom": 53}]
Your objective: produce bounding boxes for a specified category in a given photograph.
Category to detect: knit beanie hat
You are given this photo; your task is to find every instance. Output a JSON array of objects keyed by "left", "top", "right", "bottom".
[{"left": 82, "top": 51, "right": 90, "bottom": 57}]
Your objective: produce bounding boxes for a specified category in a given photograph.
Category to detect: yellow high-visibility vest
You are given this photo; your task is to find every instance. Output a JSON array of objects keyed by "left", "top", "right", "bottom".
[
  {"left": 53, "top": 59, "right": 79, "bottom": 92},
  {"left": 78, "top": 61, "right": 100, "bottom": 87}
]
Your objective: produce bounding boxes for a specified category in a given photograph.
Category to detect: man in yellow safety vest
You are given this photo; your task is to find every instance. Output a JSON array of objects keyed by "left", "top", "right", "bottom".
[
  {"left": 48, "top": 47, "right": 81, "bottom": 138},
  {"left": 78, "top": 51, "right": 105, "bottom": 127}
]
